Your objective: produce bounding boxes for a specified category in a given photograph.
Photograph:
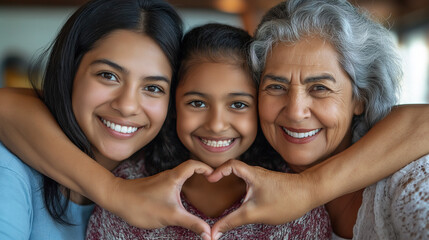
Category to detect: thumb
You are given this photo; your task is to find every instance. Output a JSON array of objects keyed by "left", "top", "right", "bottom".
[
  {"left": 172, "top": 208, "right": 212, "bottom": 240},
  {"left": 211, "top": 203, "right": 254, "bottom": 240}
]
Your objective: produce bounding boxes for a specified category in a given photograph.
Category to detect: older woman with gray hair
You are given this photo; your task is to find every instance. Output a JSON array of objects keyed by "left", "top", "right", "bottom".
[
  {"left": 210, "top": 0, "right": 428, "bottom": 239},
  {"left": 252, "top": 0, "right": 402, "bottom": 143}
]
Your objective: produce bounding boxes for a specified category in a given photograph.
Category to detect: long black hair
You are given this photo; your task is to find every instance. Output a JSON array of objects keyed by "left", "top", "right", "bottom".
[
  {"left": 148, "top": 23, "right": 284, "bottom": 174},
  {"left": 30, "top": 0, "right": 183, "bottom": 224}
]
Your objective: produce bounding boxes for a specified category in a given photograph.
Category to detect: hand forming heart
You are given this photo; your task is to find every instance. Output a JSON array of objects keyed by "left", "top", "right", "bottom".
[
  {"left": 170, "top": 159, "right": 315, "bottom": 240},
  {"left": 107, "top": 159, "right": 315, "bottom": 240},
  {"left": 206, "top": 160, "right": 317, "bottom": 240}
]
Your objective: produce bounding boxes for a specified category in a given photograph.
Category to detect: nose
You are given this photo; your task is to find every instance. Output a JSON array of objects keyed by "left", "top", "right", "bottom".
[
  {"left": 110, "top": 85, "right": 141, "bottom": 117},
  {"left": 283, "top": 88, "right": 311, "bottom": 122},
  {"left": 205, "top": 106, "right": 229, "bottom": 133}
]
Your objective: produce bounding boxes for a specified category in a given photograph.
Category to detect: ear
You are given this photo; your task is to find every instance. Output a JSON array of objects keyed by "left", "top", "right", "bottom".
[{"left": 353, "top": 99, "right": 364, "bottom": 115}]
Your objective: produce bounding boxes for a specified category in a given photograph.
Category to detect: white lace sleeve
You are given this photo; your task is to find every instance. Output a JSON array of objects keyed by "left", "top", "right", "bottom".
[{"left": 388, "top": 155, "right": 429, "bottom": 239}]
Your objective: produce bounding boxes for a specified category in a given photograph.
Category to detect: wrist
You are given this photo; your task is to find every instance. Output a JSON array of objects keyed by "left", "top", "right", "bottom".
[
  {"left": 300, "top": 164, "right": 335, "bottom": 208},
  {"left": 83, "top": 169, "right": 119, "bottom": 210}
]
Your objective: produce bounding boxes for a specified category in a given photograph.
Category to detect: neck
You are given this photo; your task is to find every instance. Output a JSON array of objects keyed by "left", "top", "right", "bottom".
[
  {"left": 64, "top": 149, "right": 120, "bottom": 205},
  {"left": 292, "top": 132, "right": 359, "bottom": 236},
  {"left": 182, "top": 173, "right": 246, "bottom": 218},
  {"left": 61, "top": 186, "right": 93, "bottom": 205},
  {"left": 93, "top": 149, "right": 122, "bottom": 171},
  {"left": 325, "top": 189, "right": 363, "bottom": 238}
]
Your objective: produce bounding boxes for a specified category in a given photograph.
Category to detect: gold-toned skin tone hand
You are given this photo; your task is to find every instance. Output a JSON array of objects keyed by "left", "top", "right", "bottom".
[
  {"left": 207, "top": 104, "right": 429, "bottom": 239},
  {"left": 0, "top": 87, "right": 213, "bottom": 240},
  {"left": 107, "top": 160, "right": 214, "bottom": 240}
]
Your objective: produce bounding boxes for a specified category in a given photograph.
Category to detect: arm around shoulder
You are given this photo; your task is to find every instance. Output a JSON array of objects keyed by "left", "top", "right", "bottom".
[
  {"left": 0, "top": 87, "right": 115, "bottom": 208},
  {"left": 303, "top": 104, "right": 429, "bottom": 209}
]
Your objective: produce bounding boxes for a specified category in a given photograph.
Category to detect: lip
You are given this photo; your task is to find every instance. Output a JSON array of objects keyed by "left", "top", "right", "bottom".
[
  {"left": 98, "top": 117, "right": 142, "bottom": 140},
  {"left": 194, "top": 136, "right": 238, "bottom": 153},
  {"left": 280, "top": 126, "right": 321, "bottom": 144}
]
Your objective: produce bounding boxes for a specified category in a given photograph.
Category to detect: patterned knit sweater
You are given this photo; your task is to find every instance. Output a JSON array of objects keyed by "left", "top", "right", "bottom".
[{"left": 86, "top": 159, "right": 332, "bottom": 240}]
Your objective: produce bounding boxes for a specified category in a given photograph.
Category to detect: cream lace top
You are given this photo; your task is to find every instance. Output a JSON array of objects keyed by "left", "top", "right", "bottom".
[{"left": 352, "top": 154, "right": 429, "bottom": 239}]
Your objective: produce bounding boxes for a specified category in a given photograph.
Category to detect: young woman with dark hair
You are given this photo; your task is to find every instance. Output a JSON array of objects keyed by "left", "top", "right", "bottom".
[{"left": 0, "top": 0, "right": 214, "bottom": 239}]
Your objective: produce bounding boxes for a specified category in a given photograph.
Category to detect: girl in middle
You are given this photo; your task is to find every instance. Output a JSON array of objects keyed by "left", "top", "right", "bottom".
[{"left": 86, "top": 23, "right": 333, "bottom": 240}]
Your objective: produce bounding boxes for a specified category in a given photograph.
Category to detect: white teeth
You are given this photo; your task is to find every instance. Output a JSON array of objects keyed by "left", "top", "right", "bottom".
[
  {"left": 101, "top": 118, "right": 138, "bottom": 134},
  {"left": 115, "top": 125, "right": 121, "bottom": 132},
  {"left": 283, "top": 128, "right": 321, "bottom": 139},
  {"left": 200, "top": 138, "right": 234, "bottom": 147}
]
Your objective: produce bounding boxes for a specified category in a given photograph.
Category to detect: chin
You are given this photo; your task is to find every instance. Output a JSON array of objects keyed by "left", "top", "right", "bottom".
[
  {"left": 102, "top": 149, "right": 137, "bottom": 161},
  {"left": 283, "top": 155, "right": 320, "bottom": 168},
  {"left": 198, "top": 157, "right": 227, "bottom": 168}
]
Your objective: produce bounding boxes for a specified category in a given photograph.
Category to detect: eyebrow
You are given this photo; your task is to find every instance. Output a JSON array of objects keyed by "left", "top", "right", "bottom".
[
  {"left": 262, "top": 73, "right": 336, "bottom": 84},
  {"left": 305, "top": 74, "right": 336, "bottom": 83},
  {"left": 228, "top": 92, "right": 255, "bottom": 99},
  {"left": 262, "top": 74, "right": 289, "bottom": 84},
  {"left": 183, "top": 91, "right": 206, "bottom": 97},
  {"left": 91, "top": 59, "right": 126, "bottom": 73},
  {"left": 183, "top": 91, "right": 255, "bottom": 99},
  {"left": 91, "top": 59, "right": 170, "bottom": 84}
]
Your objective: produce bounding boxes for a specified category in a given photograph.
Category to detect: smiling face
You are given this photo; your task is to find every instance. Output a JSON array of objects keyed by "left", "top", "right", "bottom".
[
  {"left": 175, "top": 62, "right": 258, "bottom": 167},
  {"left": 258, "top": 37, "right": 363, "bottom": 172},
  {"left": 72, "top": 30, "right": 171, "bottom": 170}
]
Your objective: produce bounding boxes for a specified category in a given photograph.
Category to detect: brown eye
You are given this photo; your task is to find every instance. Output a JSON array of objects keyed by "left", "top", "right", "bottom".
[
  {"left": 230, "top": 102, "right": 247, "bottom": 109},
  {"left": 99, "top": 72, "right": 118, "bottom": 82},
  {"left": 144, "top": 85, "right": 164, "bottom": 93},
  {"left": 311, "top": 85, "right": 329, "bottom": 91},
  {"left": 189, "top": 100, "right": 206, "bottom": 108},
  {"left": 264, "top": 84, "right": 287, "bottom": 95}
]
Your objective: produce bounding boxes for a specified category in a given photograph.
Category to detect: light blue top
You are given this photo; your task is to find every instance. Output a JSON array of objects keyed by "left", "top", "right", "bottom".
[{"left": 0, "top": 142, "right": 94, "bottom": 240}]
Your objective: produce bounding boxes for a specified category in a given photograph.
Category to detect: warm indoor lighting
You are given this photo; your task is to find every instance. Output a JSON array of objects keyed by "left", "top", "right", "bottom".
[{"left": 214, "top": 0, "right": 246, "bottom": 13}]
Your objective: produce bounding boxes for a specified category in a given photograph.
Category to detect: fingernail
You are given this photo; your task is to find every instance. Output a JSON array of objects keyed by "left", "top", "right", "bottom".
[
  {"left": 201, "top": 232, "right": 210, "bottom": 240},
  {"left": 214, "top": 232, "right": 223, "bottom": 240}
]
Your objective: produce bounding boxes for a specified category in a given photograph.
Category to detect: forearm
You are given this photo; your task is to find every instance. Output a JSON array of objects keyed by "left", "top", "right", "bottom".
[
  {"left": 305, "top": 104, "right": 429, "bottom": 206},
  {"left": 0, "top": 88, "right": 114, "bottom": 207}
]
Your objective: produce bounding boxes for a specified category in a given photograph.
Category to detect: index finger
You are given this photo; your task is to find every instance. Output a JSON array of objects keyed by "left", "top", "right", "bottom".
[
  {"left": 207, "top": 159, "right": 252, "bottom": 183},
  {"left": 174, "top": 160, "right": 214, "bottom": 183}
]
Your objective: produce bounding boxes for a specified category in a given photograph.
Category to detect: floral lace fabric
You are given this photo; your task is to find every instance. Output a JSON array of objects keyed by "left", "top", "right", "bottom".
[
  {"left": 85, "top": 159, "right": 332, "bottom": 240},
  {"left": 354, "top": 154, "right": 429, "bottom": 239}
]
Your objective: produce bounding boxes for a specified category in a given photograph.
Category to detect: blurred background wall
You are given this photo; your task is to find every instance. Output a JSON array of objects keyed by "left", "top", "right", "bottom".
[{"left": 0, "top": 0, "right": 428, "bottom": 104}]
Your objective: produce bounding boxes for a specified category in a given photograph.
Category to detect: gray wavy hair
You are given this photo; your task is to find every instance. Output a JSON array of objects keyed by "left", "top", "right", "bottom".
[{"left": 250, "top": 0, "right": 402, "bottom": 142}]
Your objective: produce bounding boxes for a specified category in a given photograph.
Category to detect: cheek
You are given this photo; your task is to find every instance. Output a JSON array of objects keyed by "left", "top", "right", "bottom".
[
  {"left": 71, "top": 80, "right": 100, "bottom": 123},
  {"left": 175, "top": 105, "right": 192, "bottom": 135},
  {"left": 319, "top": 97, "right": 354, "bottom": 127},
  {"left": 235, "top": 111, "right": 258, "bottom": 142},
  {"left": 258, "top": 94, "right": 281, "bottom": 123},
  {"left": 318, "top": 99, "right": 355, "bottom": 144},
  {"left": 143, "top": 98, "right": 170, "bottom": 127},
  {"left": 176, "top": 111, "right": 202, "bottom": 144}
]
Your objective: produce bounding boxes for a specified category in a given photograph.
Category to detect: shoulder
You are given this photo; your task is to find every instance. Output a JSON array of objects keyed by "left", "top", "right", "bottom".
[
  {"left": 382, "top": 155, "right": 429, "bottom": 238},
  {"left": 0, "top": 142, "right": 41, "bottom": 188},
  {"left": 0, "top": 143, "right": 42, "bottom": 239},
  {"left": 355, "top": 155, "right": 429, "bottom": 239},
  {"left": 387, "top": 154, "right": 429, "bottom": 195}
]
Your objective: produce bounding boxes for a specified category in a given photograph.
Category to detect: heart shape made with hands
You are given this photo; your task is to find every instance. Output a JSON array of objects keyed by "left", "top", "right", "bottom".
[
  {"left": 173, "top": 160, "right": 254, "bottom": 237},
  {"left": 170, "top": 160, "right": 315, "bottom": 239},
  {"left": 180, "top": 169, "right": 248, "bottom": 219}
]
